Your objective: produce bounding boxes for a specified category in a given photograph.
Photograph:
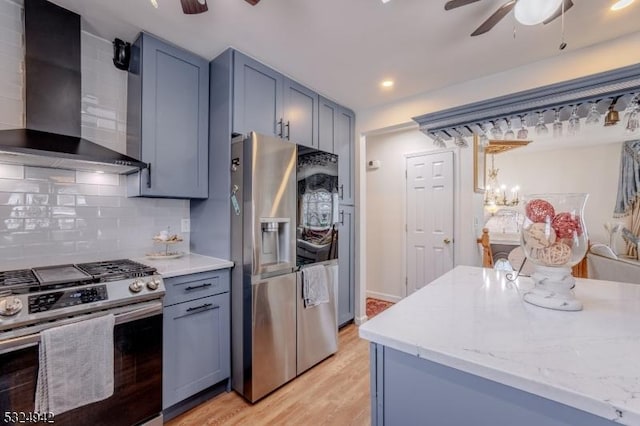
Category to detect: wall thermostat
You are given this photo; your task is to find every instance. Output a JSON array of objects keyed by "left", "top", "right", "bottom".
[{"left": 368, "top": 160, "right": 381, "bottom": 170}]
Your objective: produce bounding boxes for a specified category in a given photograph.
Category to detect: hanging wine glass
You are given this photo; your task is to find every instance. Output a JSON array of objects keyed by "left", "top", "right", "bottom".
[
  {"left": 453, "top": 128, "right": 468, "bottom": 148},
  {"left": 477, "top": 123, "right": 490, "bottom": 147},
  {"left": 568, "top": 105, "right": 581, "bottom": 135},
  {"left": 517, "top": 115, "right": 529, "bottom": 139},
  {"left": 552, "top": 108, "right": 563, "bottom": 138},
  {"left": 504, "top": 118, "right": 515, "bottom": 140},
  {"left": 585, "top": 102, "right": 601, "bottom": 126},
  {"left": 626, "top": 95, "right": 639, "bottom": 133},
  {"left": 434, "top": 134, "right": 446, "bottom": 148},
  {"left": 534, "top": 111, "right": 549, "bottom": 135},
  {"left": 490, "top": 120, "right": 503, "bottom": 140}
]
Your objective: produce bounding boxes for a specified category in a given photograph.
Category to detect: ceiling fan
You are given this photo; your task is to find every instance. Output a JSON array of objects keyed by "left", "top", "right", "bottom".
[
  {"left": 444, "top": 0, "right": 574, "bottom": 36},
  {"left": 179, "top": 0, "right": 261, "bottom": 15}
]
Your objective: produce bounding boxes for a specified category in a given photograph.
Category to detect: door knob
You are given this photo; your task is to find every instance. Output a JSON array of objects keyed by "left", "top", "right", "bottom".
[{"left": 443, "top": 238, "right": 451, "bottom": 244}]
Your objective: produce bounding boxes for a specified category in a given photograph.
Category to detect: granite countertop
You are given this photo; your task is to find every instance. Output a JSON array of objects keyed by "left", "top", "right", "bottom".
[
  {"left": 135, "top": 253, "right": 233, "bottom": 278},
  {"left": 359, "top": 265, "right": 640, "bottom": 425}
]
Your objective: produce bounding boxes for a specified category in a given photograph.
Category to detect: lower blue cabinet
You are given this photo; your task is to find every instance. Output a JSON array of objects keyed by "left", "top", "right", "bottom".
[{"left": 162, "top": 270, "right": 230, "bottom": 410}]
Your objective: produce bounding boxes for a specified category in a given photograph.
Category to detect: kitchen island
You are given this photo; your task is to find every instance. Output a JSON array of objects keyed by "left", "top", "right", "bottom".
[{"left": 359, "top": 266, "right": 640, "bottom": 426}]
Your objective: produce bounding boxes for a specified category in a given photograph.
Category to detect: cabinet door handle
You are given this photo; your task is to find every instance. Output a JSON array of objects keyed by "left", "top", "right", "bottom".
[
  {"left": 339, "top": 184, "right": 344, "bottom": 200},
  {"left": 185, "top": 283, "right": 213, "bottom": 291},
  {"left": 186, "top": 303, "right": 216, "bottom": 313},
  {"left": 146, "top": 163, "right": 152, "bottom": 188},
  {"left": 285, "top": 121, "right": 290, "bottom": 140},
  {"left": 277, "top": 119, "right": 283, "bottom": 137},
  {"left": 339, "top": 210, "right": 344, "bottom": 226}
]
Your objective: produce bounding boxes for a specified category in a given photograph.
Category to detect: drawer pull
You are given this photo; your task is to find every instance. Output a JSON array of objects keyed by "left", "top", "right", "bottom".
[
  {"left": 186, "top": 303, "right": 217, "bottom": 313},
  {"left": 185, "top": 282, "right": 213, "bottom": 291}
]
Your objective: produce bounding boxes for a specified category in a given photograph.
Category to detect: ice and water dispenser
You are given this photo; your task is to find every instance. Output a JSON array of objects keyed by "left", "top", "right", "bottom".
[{"left": 259, "top": 218, "right": 291, "bottom": 267}]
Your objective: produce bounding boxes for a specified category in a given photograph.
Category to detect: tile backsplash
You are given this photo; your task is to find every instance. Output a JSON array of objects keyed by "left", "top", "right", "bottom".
[
  {"left": 0, "top": 0, "right": 191, "bottom": 270},
  {"left": 0, "top": 165, "right": 190, "bottom": 270}
]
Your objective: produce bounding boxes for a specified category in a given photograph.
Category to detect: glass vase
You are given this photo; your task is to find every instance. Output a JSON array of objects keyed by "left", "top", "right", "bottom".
[{"left": 520, "top": 193, "right": 589, "bottom": 311}]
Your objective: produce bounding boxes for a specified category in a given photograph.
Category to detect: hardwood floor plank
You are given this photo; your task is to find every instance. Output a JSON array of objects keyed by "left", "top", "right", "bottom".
[{"left": 166, "top": 324, "right": 370, "bottom": 425}]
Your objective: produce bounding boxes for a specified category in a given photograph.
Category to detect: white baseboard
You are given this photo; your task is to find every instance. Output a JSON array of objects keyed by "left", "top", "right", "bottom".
[{"left": 366, "top": 290, "right": 402, "bottom": 304}]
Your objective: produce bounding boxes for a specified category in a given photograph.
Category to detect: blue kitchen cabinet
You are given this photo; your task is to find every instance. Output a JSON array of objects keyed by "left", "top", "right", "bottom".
[
  {"left": 162, "top": 270, "right": 230, "bottom": 411},
  {"left": 232, "top": 51, "right": 318, "bottom": 148},
  {"left": 318, "top": 96, "right": 338, "bottom": 153},
  {"left": 232, "top": 51, "right": 283, "bottom": 138},
  {"left": 337, "top": 107, "right": 355, "bottom": 205},
  {"left": 127, "top": 32, "right": 209, "bottom": 198},
  {"left": 283, "top": 78, "right": 318, "bottom": 148},
  {"left": 338, "top": 205, "right": 355, "bottom": 326}
]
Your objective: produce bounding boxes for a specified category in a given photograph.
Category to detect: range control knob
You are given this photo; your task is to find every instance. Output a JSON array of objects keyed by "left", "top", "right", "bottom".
[
  {"left": 146, "top": 277, "right": 161, "bottom": 291},
  {"left": 129, "top": 279, "right": 145, "bottom": 293},
  {"left": 0, "top": 296, "right": 22, "bottom": 316}
]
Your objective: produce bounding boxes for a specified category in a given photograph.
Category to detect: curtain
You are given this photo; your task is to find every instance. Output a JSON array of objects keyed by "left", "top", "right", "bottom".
[{"left": 614, "top": 140, "right": 640, "bottom": 257}]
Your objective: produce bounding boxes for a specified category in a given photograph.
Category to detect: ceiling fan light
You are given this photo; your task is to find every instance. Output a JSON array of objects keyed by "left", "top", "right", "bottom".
[
  {"left": 611, "top": 0, "right": 634, "bottom": 11},
  {"left": 514, "top": 0, "right": 563, "bottom": 26}
]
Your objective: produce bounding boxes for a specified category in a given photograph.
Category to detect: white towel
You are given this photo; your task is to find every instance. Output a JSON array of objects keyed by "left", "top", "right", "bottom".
[
  {"left": 35, "top": 314, "right": 115, "bottom": 415},
  {"left": 303, "top": 265, "right": 330, "bottom": 308}
]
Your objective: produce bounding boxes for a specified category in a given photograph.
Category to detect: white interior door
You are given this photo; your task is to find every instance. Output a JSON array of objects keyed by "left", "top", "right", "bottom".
[{"left": 406, "top": 151, "right": 454, "bottom": 294}]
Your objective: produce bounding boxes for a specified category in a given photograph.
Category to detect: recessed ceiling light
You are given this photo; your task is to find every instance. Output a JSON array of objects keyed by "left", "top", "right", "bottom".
[
  {"left": 381, "top": 80, "right": 394, "bottom": 88},
  {"left": 150, "top": 0, "right": 158, "bottom": 8},
  {"left": 611, "top": 0, "right": 634, "bottom": 10},
  {"left": 381, "top": 0, "right": 391, "bottom": 3}
]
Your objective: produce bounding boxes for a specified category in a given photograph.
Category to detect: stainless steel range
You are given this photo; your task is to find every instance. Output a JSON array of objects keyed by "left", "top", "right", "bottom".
[
  {"left": 0, "top": 259, "right": 165, "bottom": 426},
  {"left": 0, "top": 259, "right": 164, "bottom": 338}
]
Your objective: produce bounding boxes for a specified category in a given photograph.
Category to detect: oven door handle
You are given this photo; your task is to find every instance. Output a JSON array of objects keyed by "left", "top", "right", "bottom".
[{"left": 0, "top": 301, "right": 163, "bottom": 355}]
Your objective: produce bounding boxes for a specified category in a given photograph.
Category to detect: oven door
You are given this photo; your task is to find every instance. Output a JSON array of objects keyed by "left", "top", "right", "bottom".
[{"left": 0, "top": 301, "right": 162, "bottom": 426}]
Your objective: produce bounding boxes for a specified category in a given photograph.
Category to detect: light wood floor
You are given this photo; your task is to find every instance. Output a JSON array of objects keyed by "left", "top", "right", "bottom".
[{"left": 166, "top": 324, "right": 371, "bottom": 426}]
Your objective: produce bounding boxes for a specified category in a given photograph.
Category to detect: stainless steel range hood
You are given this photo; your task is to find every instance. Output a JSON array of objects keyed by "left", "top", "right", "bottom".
[{"left": 0, "top": 0, "right": 147, "bottom": 174}]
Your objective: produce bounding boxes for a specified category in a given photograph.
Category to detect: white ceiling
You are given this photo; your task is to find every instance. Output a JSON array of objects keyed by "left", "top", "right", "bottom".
[{"left": 48, "top": 0, "right": 640, "bottom": 112}]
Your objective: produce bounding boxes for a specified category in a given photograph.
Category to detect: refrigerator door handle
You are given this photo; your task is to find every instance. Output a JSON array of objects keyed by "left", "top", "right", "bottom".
[{"left": 339, "top": 210, "right": 345, "bottom": 226}]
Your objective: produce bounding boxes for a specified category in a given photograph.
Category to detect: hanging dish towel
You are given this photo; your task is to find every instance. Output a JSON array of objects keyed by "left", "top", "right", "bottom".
[
  {"left": 35, "top": 314, "right": 115, "bottom": 415},
  {"left": 303, "top": 265, "right": 330, "bottom": 308}
]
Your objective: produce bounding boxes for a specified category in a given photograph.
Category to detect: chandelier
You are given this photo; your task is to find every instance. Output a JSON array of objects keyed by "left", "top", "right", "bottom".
[{"left": 484, "top": 154, "right": 520, "bottom": 211}]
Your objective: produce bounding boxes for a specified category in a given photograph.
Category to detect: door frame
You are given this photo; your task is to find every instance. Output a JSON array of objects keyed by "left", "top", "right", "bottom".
[{"left": 403, "top": 148, "right": 456, "bottom": 296}]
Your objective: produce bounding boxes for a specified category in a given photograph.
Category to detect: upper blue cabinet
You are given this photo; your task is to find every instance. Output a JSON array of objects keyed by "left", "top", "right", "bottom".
[
  {"left": 337, "top": 107, "right": 355, "bottom": 205},
  {"left": 127, "top": 33, "right": 209, "bottom": 198},
  {"left": 232, "top": 51, "right": 318, "bottom": 148}
]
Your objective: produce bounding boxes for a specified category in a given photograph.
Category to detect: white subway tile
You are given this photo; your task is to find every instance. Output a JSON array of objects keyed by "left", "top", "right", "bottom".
[
  {"left": 0, "top": 164, "right": 23, "bottom": 179},
  {"left": 75, "top": 171, "right": 119, "bottom": 186}
]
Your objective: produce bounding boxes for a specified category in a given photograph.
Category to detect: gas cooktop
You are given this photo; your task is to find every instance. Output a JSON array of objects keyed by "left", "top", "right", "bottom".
[
  {"left": 0, "top": 259, "right": 156, "bottom": 293},
  {"left": 0, "top": 259, "right": 165, "bottom": 335}
]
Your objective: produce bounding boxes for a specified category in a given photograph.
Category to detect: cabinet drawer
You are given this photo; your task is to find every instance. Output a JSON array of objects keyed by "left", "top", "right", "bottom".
[
  {"left": 163, "top": 269, "right": 230, "bottom": 307},
  {"left": 163, "top": 292, "right": 230, "bottom": 409}
]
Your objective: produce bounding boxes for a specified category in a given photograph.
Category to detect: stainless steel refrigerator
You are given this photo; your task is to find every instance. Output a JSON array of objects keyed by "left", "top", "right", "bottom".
[{"left": 230, "top": 132, "right": 338, "bottom": 403}]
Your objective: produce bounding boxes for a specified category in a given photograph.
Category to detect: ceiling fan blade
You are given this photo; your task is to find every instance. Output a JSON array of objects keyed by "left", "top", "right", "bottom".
[
  {"left": 245, "top": 0, "right": 260, "bottom": 5},
  {"left": 444, "top": 0, "right": 481, "bottom": 11},
  {"left": 180, "top": 0, "right": 208, "bottom": 14},
  {"left": 470, "top": 0, "right": 516, "bottom": 36},
  {"left": 543, "top": 0, "right": 574, "bottom": 25}
]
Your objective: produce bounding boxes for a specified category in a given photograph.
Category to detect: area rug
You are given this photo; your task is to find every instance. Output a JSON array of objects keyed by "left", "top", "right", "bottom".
[{"left": 366, "top": 297, "right": 394, "bottom": 318}]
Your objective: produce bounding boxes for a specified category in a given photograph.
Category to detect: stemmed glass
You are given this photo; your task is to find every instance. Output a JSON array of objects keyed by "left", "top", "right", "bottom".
[
  {"left": 585, "top": 102, "right": 600, "bottom": 126},
  {"left": 430, "top": 133, "right": 446, "bottom": 148},
  {"left": 490, "top": 120, "right": 503, "bottom": 140},
  {"left": 552, "top": 108, "right": 563, "bottom": 138},
  {"left": 517, "top": 115, "right": 529, "bottom": 139},
  {"left": 568, "top": 105, "right": 581, "bottom": 136},
  {"left": 535, "top": 112, "right": 549, "bottom": 136},
  {"left": 625, "top": 95, "right": 639, "bottom": 133},
  {"left": 453, "top": 128, "right": 468, "bottom": 148},
  {"left": 477, "top": 123, "right": 489, "bottom": 147},
  {"left": 504, "top": 119, "right": 515, "bottom": 140}
]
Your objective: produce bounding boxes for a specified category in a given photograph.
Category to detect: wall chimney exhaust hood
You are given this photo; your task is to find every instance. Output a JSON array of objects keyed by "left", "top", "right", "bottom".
[{"left": 0, "top": 0, "right": 147, "bottom": 175}]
